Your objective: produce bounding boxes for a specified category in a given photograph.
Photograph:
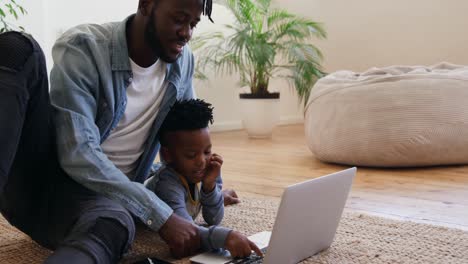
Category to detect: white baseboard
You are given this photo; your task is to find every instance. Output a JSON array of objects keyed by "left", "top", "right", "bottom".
[
  {"left": 279, "top": 115, "right": 304, "bottom": 126},
  {"left": 211, "top": 115, "right": 304, "bottom": 132}
]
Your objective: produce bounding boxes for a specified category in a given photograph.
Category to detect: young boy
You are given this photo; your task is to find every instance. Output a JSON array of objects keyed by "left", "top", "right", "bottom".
[{"left": 145, "top": 99, "right": 262, "bottom": 258}]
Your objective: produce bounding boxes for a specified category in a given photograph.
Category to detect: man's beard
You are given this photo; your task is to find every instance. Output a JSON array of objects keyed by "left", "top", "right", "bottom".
[{"left": 145, "top": 10, "right": 177, "bottom": 63}]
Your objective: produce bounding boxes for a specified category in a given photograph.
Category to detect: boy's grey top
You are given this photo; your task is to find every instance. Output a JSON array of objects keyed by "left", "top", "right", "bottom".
[{"left": 145, "top": 164, "right": 232, "bottom": 250}]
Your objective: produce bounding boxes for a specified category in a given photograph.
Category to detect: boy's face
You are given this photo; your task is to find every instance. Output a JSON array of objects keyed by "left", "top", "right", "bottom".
[{"left": 162, "top": 128, "right": 212, "bottom": 184}]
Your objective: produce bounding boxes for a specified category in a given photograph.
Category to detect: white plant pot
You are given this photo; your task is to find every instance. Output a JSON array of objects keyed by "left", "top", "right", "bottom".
[{"left": 239, "top": 95, "right": 280, "bottom": 138}]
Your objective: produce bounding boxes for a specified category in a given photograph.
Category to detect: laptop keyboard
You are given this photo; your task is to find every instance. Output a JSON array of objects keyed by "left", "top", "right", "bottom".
[{"left": 225, "top": 248, "right": 267, "bottom": 264}]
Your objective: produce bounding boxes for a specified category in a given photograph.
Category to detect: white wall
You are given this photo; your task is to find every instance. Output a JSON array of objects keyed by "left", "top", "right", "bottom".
[
  {"left": 278, "top": 0, "right": 468, "bottom": 72},
  {"left": 16, "top": 0, "right": 46, "bottom": 47},
  {"left": 17, "top": 0, "right": 468, "bottom": 132},
  {"left": 33, "top": 0, "right": 137, "bottom": 71}
]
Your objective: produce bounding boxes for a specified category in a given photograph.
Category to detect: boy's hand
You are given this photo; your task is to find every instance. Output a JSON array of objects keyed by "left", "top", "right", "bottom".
[
  {"left": 202, "top": 153, "right": 223, "bottom": 193},
  {"left": 224, "top": 231, "right": 263, "bottom": 258}
]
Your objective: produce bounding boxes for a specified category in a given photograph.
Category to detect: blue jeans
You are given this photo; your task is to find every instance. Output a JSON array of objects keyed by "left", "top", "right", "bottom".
[{"left": 0, "top": 31, "right": 135, "bottom": 264}]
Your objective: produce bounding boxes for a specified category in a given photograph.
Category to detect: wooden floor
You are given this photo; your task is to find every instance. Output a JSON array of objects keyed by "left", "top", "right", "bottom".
[{"left": 211, "top": 124, "right": 468, "bottom": 231}]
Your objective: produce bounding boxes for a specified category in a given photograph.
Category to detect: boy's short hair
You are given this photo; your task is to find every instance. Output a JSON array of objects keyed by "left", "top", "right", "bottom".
[{"left": 159, "top": 99, "right": 214, "bottom": 146}]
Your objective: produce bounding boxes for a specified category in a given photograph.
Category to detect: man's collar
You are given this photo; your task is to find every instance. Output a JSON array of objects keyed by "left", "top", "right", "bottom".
[{"left": 111, "top": 14, "right": 134, "bottom": 71}]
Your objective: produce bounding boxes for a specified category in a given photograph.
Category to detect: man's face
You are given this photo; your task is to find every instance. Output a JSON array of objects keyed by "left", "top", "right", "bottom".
[
  {"left": 162, "top": 128, "right": 212, "bottom": 184},
  {"left": 145, "top": 0, "right": 203, "bottom": 63}
]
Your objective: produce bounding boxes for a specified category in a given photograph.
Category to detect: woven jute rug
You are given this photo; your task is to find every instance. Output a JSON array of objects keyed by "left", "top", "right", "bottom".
[{"left": 1, "top": 196, "right": 468, "bottom": 264}]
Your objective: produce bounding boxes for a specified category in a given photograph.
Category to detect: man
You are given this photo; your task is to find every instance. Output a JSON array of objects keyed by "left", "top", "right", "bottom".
[{"left": 0, "top": 0, "right": 242, "bottom": 263}]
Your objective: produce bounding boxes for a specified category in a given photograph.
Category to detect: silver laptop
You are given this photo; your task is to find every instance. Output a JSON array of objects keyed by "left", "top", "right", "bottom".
[{"left": 190, "top": 167, "right": 357, "bottom": 264}]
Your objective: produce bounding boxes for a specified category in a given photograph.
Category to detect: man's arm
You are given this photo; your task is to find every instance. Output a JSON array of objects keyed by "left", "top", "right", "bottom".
[
  {"left": 50, "top": 34, "right": 173, "bottom": 230},
  {"left": 181, "top": 46, "right": 196, "bottom": 100},
  {"left": 50, "top": 34, "right": 202, "bottom": 258}
]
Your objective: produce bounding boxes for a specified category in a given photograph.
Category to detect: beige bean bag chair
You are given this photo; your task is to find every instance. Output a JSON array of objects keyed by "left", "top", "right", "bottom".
[{"left": 305, "top": 62, "right": 468, "bottom": 167}]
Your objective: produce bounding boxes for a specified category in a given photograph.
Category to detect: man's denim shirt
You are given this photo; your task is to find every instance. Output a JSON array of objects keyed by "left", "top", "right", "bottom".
[{"left": 49, "top": 15, "right": 195, "bottom": 231}]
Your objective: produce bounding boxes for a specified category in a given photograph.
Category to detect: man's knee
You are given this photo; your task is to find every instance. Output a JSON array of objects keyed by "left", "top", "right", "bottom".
[
  {"left": 90, "top": 215, "right": 135, "bottom": 259},
  {"left": 65, "top": 208, "right": 136, "bottom": 264},
  {"left": 0, "top": 31, "right": 46, "bottom": 103},
  {"left": 0, "top": 32, "right": 34, "bottom": 71}
]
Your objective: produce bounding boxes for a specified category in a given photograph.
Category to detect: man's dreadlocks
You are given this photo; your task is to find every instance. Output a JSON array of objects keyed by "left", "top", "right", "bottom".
[{"left": 202, "top": 0, "right": 213, "bottom": 22}]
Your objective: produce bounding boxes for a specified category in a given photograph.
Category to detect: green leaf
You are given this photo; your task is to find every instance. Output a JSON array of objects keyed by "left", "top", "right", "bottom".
[
  {"left": 6, "top": 4, "right": 18, "bottom": 20},
  {"left": 0, "top": 1, "right": 28, "bottom": 31},
  {"left": 195, "top": 0, "right": 326, "bottom": 100},
  {"left": 267, "top": 10, "right": 293, "bottom": 27},
  {"left": 1, "top": 20, "right": 8, "bottom": 31}
]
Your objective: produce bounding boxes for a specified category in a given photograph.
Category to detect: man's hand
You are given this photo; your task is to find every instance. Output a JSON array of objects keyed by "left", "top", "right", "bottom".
[
  {"left": 224, "top": 231, "right": 263, "bottom": 258},
  {"left": 158, "top": 213, "right": 200, "bottom": 258},
  {"left": 202, "top": 153, "right": 223, "bottom": 193},
  {"left": 223, "top": 189, "right": 240, "bottom": 206}
]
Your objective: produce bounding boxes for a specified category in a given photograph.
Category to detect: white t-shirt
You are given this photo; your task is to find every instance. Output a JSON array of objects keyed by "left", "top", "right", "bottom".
[{"left": 101, "top": 58, "right": 167, "bottom": 177}]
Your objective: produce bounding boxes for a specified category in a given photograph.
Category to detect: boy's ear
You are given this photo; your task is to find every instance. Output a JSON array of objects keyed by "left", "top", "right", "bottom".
[{"left": 160, "top": 146, "right": 172, "bottom": 163}]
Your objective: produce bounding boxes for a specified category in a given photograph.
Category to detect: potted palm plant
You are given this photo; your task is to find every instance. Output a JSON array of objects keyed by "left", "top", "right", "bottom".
[
  {"left": 0, "top": 0, "right": 27, "bottom": 33},
  {"left": 194, "top": 0, "right": 326, "bottom": 138}
]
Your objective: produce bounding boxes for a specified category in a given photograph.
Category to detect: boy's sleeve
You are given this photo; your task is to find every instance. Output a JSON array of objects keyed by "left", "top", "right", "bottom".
[
  {"left": 199, "top": 225, "right": 232, "bottom": 251},
  {"left": 149, "top": 173, "right": 231, "bottom": 250},
  {"left": 200, "top": 176, "right": 225, "bottom": 225}
]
